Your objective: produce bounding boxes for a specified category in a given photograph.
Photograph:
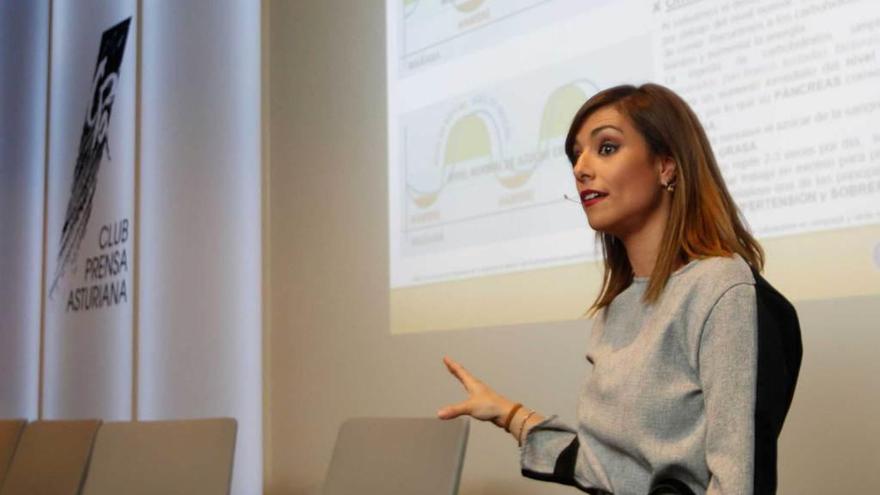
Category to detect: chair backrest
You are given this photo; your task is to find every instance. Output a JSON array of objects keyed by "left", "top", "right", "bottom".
[
  {"left": 0, "top": 419, "right": 27, "bottom": 489},
  {"left": 80, "top": 418, "right": 237, "bottom": 495},
  {"left": 0, "top": 419, "right": 101, "bottom": 495},
  {"left": 321, "top": 417, "right": 469, "bottom": 495}
]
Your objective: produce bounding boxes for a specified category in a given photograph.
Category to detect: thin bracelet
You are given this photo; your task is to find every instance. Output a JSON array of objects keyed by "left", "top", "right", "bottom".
[
  {"left": 503, "top": 403, "right": 523, "bottom": 432},
  {"left": 518, "top": 410, "right": 537, "bottom": 446}
]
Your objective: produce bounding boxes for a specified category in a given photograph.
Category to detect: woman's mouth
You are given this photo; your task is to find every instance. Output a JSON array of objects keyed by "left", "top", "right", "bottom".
[{"left": 580, "top": 190, "right": 608, "bottom": 207}]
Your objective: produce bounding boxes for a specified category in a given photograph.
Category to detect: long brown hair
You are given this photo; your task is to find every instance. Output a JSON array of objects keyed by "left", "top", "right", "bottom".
[{"left": 565, "top": 83, "right": 764, "bottom": 318}]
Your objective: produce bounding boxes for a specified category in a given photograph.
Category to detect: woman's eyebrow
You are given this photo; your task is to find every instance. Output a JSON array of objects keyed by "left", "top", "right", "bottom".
[
  {"left": 574, "top": 125, "right": 623, "bottom": 152},
  {"left": 590, "top": 124, "right": 624, "bottom": 137}
]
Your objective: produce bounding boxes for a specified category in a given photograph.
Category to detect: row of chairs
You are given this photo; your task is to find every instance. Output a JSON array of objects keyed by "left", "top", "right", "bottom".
[{"left": 0, "top": 418, "right": 236, "bottom": 495}]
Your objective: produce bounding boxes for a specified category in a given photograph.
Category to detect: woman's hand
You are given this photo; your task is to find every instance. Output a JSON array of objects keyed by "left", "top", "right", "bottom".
[{"left": 437, "top": 356, "right": 516, "bottom": 428}]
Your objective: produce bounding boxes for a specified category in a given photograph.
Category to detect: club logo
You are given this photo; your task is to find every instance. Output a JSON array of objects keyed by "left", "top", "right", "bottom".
[{"left": 50, "top": 17, "right": 131, "bottom": 303}]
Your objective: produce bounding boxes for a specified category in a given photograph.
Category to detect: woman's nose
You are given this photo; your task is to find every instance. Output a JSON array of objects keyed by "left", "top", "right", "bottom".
[{"left": 572, "top": 154, "right": 592, "bottom": 182}]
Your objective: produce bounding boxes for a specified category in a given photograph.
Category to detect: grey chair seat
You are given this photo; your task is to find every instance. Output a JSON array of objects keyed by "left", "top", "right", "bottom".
[
  {"left": 322, "top": 417, "right": 469, "bottom": 495},
  {"left": 80, "top": 418, "right": 237, "bottom": 495},
  {"left": 0, "top": 419, "right": 101, "bottom": 495}
]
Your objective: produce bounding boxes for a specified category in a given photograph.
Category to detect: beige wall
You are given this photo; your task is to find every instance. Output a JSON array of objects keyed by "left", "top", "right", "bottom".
[{"left": 265, "top": 1, "right": 880, "bottom": 493}]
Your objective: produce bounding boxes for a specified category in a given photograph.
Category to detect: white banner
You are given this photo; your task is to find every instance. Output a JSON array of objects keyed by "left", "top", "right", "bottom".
[{"left": 43, "top": 0, "right": 136, "bottom": 420}]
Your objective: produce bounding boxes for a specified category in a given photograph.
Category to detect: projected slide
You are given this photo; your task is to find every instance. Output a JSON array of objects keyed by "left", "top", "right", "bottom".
[{"left": 387, "top": 0, "right": 880, "bottom": 333}]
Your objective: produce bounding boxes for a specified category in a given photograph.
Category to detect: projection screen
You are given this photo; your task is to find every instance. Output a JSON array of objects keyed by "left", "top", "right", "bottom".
[{"left": 387, "top": 0, "right": 880, "bottom": 334}]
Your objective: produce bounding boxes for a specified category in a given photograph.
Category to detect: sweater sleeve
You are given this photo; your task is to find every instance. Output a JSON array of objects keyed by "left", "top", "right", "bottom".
[
  {"left": 698, "top": 283, "right": 758, "bottom": 495},
  {"left": 519, "top": 415, "right": 583, "bottom": 488}
]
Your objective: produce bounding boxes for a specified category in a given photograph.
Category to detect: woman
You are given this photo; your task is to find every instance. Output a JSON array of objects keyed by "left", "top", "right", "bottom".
[{"left": 437, "top": 84, "right": 802, "bottom": 495}]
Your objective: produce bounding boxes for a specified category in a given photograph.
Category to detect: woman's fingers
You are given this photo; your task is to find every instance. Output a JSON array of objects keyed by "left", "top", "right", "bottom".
[
  {"left": 437, "top": 401, "right": 470, "bottom": 419},
  {"left": 439, "top": 356, "right": 505, "bottom": 423},
  {"left": 443, "top": 356, "right": 479, "bottom": 392}
]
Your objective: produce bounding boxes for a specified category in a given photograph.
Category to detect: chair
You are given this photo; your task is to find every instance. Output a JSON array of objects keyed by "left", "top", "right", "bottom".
[
  {"left": 0, "top": 419, "right": 101, "bottom": 495},
  {"left": 0, "top": 419, "right": 26, "bottom": 489},
  {"left": 80, "top": 418, "right": 237, "bottom": 495},
  {"left": 321, "top": 417, "right": 469, "bottom": 495}
]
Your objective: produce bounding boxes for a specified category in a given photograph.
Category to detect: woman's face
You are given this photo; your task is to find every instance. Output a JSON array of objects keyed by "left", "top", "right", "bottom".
[{"left": 571, "top": 105, "right": 672, "bottom": 239}]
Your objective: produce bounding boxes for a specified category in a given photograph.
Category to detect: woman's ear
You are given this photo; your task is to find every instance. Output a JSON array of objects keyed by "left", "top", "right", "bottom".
[{"left": 656, "top": 155, "right": 677, "bottom": 185}]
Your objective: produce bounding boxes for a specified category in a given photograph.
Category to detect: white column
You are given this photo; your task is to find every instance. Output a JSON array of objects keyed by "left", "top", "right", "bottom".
[
  {"left": 0, "top": 0, "right": 48, "bottom": 420},
  {"left": 139, "top": 1, "right": 262, "bottom": 493}
]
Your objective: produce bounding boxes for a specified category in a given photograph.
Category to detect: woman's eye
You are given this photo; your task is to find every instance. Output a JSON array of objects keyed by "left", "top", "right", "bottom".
[{"left": 598, "top": 142, "right": 618, "bottom": 155}]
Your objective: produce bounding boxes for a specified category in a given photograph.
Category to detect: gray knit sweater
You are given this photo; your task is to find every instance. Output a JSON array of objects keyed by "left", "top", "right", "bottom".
[{"left": 519, "top": 253, "right": 802, "bottom": 495}]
